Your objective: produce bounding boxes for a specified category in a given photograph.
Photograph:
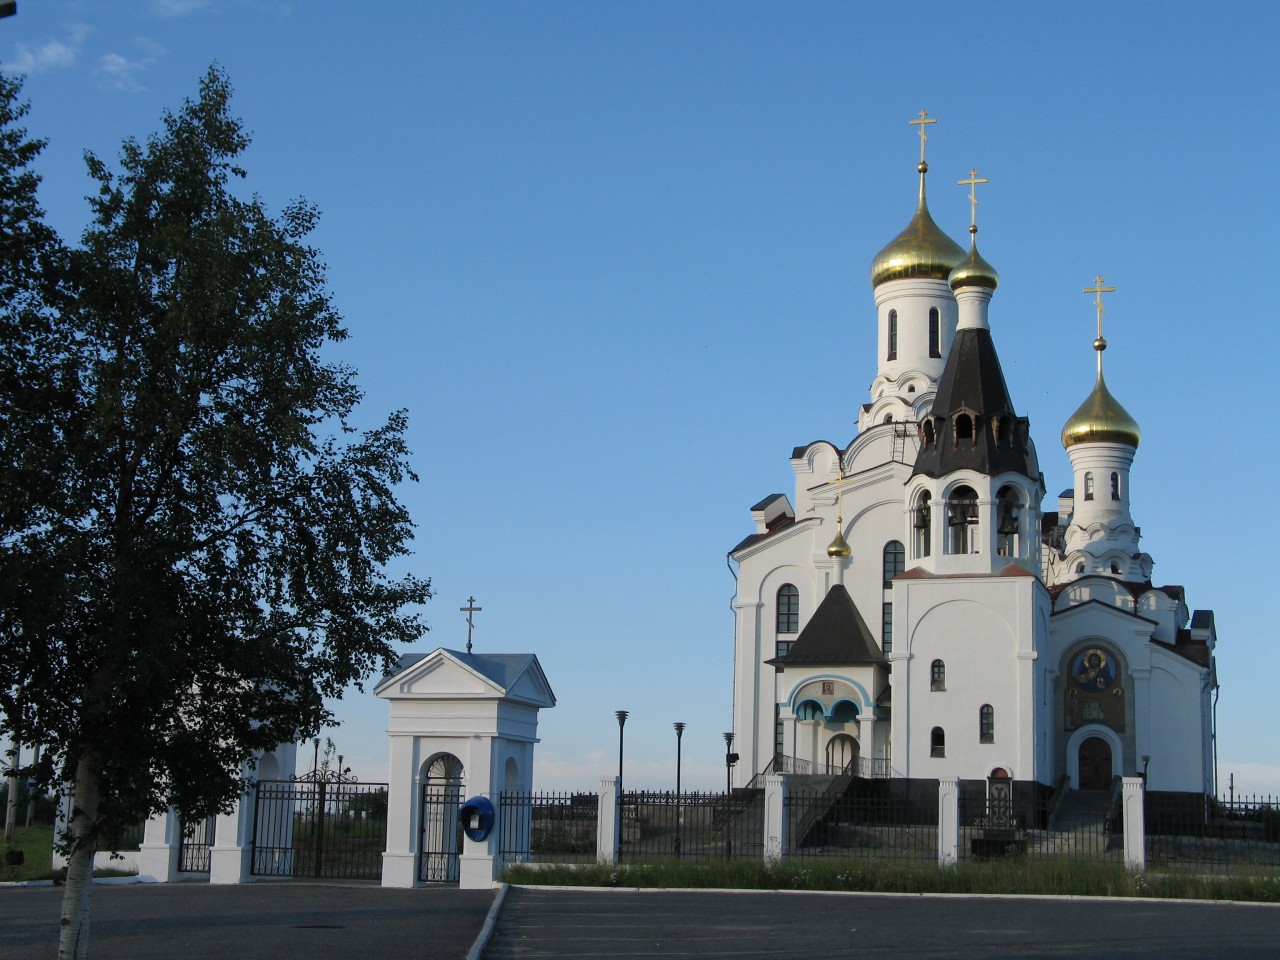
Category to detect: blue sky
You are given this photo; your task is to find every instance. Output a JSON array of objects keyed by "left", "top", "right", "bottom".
[{"left": 3, "top": 1, "right": 1276, "bottom": 794}]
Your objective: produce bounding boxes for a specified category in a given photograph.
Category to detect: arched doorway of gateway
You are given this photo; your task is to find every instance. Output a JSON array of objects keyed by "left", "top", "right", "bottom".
[
  {"left": 825, "top": 734, "right": 859, "bottom": 773},
  {"left": 419, "top": 753, "right": 464, "bottom": 883},
  {"left": 1078, "top": 736, "right": 1113, "bottom": 790}
]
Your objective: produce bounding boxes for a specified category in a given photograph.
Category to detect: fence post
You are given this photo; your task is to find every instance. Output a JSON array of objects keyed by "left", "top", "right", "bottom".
[
  {"left": 937, "top": 778, "right": 959, "bottom": 866},
  {"left": 1121, "top": 776, "right": 1145, "bottom": 872},
  {"left": 597, "top": 777, "right": 620, "bottom": 865},
  {"left": 763, "top": 775, "right": 786, "bottom": 863}
]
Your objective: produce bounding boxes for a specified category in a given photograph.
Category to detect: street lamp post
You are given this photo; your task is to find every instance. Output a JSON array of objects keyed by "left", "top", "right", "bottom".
[
  {"left": 615, "top": 711, "right": 629, "bottom": 794},
  {"left": 673, "top": 722, "right": 686, "bottom": 857},
  {"left": 723, "top": 732, "right": 738, "bottom": 859}
]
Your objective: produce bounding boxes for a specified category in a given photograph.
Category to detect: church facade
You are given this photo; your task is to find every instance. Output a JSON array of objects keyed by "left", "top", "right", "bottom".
[{"left": 728, "top": 122, "right": 1217, "bottom": 798}]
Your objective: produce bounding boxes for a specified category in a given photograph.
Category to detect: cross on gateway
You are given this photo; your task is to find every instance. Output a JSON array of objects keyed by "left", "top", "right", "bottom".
[
  {"left": 460, "top": 596, "right": 482, "bottom": 654},
  {"left": 909, "top": 109, "right": 936, "bottom": 164}
]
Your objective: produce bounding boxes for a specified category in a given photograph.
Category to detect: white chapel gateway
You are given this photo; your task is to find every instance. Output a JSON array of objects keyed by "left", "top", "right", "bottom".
[{"left": 728, "top": 114, "right": 1217, "bottom": 800}]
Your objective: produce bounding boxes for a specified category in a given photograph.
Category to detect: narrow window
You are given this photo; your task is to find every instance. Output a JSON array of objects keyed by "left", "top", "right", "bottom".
[
  {"left": 887, "top": 310, "right": 898, "bottom": 360},
  {"left": 914, "top": 491, "right": 932, "bottom": 558},
  {"left": 931, "top": 727, "right": 946, "bottom": 758},
  {"left": 922, "top": 420, "right": 935, "bottom": 447},
  {"left": 931, "top": 659, "right": 946, "bottom": 691},
  {"left": 1083, "top": 472, "right": 1094, "bottom": 501},
  {"left": 947, "top": 485, "right": 979, "bottom": 555},
  {"left": 928, "top": 307, "right": 940, "bottom": 358},
  {"left": 775, "top": 716, "right": 785, "bottom": 761},
  {"left": 1111, "top": 472, "right": 1120, "bottom": 500},
  {"left": 883, "top": 540, "right": 905, "bottom": 587},
  {"left": 980, "top": 704, "right": 995, "bottom": 743},
  {"left": 881, "top": 601, "right": 893, "bottom": 655},
  {"left": 775, "top": 640, "right": 794, "bottom": 659},
  {"left": 776, "top": 584, "right": 799, "bottom": 634},
  {"left": 955, "top": 414, "right": 974, "bottom": 444}
]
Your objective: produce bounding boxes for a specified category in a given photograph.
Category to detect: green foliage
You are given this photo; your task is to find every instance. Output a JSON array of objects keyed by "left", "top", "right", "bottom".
[
  {"left": 0, "top": 66, "right": 430, "bottom": 847},
  {"left": 501, "top": 858, "right": 1280, "bottom": 903}
]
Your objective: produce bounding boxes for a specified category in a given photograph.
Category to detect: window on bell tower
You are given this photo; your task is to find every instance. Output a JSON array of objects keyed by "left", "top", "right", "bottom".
[
  {"left": 1084, "top": 473, "right": 1094, "bottom": 501},
  {"left": 946, "top": 485, "right": 979, "bottom": 555},
  {"left": 928, "top": 307, "right": 940, "bottom": 358},
  {"left": 887, "top": 310, "right": 898, "bottom": 360},
  {"left": 1111, "top": 472, "right": 1120, "bottom": 500}
]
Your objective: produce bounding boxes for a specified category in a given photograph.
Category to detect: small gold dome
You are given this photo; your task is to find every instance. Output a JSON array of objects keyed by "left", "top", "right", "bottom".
[
  {"left": 827, "top": 527, "right": 851, "bottom": 559},
  {"left": 949, "top": 234, "right": 999, "bottom": 290},
  {"left": 869, "top": 164, "right": 966, "bottom": 288},
  {"left": 1061, "top": 373, "right": 1141, "bottom": 449}
]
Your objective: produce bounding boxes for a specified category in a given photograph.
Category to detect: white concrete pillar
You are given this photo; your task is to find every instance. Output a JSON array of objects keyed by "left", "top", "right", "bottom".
[
  {"left": 763, "top": 775, "right": 786, "bottom": 863},
  {"left": 596, "top": 777, "right": 620, "bottom": 865},
  {"left": 381, "top": 734, "right": 420, "bottom": 888},
  {"left": 937, "top": 778, "right": 959, "bottom": 866},
  {"left": 137, "top": 809, "right": 182, "bottom": 882},
  {"left": 1122, "top": 777, "right": 1145, "bottom": 872},
  {"left": 459, "top": 738, "right": 501, "bottom": 889},
  {"left": 209, "top": 791, "right": 254, "bottom": 884},
  {"left": 858, "top": 714, "right": 876, "bottom": 774}
]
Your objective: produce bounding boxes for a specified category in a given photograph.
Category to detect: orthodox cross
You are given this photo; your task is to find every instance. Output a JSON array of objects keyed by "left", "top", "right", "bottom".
[
  {"left": 1083, "top": 275, "right": 1116, "bottom": 373},
  {"left": 828, "top": 467, "right": 858, "bottom": 528},
  {"left": 958, "top": 168, "right": 989, "bottom": 230},
  {"left": 909, "top": 109, "right": 936, "bottom": 164},
  {"left": 460, "top": 596, "right": 482, "bottom": 654}
]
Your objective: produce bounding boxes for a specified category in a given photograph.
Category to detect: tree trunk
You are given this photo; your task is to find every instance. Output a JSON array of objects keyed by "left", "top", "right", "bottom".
[{"left": 58, "top": 754, "right": 100, "bottom": 960}]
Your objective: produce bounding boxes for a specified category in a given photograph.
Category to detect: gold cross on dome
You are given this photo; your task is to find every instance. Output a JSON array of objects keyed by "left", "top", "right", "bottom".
[
  {"left": 958, "top": 169, "right": 989, "bottom": 229},
  {"left": 1083, "top": 276, "right": 1117, "bottom": 372},
  {"left": 909, "top": 109, "right": 936, "bottom": 164},
  {"left": 828, "top": 467, "right": 859, "bottom": 523}
]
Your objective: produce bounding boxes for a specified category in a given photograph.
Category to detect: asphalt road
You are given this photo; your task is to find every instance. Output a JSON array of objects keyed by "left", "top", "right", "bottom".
[
  {"left": 0, "top": 881, "right": 495, "bottom": 960},
  {"left": 484, "top": 886, "right": 1280, "bottom": 959}
]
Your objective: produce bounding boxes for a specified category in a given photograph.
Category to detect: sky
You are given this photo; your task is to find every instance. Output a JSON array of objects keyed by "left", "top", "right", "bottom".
[{"left": 2, "top": 1, "right": 1277, "bottom": 795}]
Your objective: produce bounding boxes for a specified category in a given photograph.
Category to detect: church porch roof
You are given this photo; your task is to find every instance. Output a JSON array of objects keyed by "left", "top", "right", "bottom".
[{"left": 767, "top": 584, "right": 885, "bottom": 667}]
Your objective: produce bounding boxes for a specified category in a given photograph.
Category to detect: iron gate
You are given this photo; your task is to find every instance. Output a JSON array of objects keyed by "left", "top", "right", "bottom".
[
  {"left": 178, "top": 815, "right": 216, "bottom": 872},
  {"left": 419, "top": 764, "right": 464, "bottom": 883},
  {"left": 251, "top": 773, "right": 389, "bottom": 880}
]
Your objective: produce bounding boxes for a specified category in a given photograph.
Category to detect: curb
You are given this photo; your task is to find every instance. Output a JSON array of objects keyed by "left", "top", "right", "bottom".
[{"left": 465, "top": 882, "right": 509, "bottom": 960}]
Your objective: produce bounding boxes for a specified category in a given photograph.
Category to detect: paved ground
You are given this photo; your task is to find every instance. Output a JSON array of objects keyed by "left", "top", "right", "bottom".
[
  {"left": 0, "top": 881, "right": 495, "bottom": 960},
  {"left": 485, "top": 886, "right": 1280, "bottom": 959}
]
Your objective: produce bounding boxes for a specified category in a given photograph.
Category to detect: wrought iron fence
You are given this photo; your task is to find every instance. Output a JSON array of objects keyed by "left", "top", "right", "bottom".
[
  {"left": 958, "top": 780, "right": 1122, "bottom": 864},
  {"left": 618, "top": 790, "right": 763, "bottom": 861},
  {"left": 251, "top": 775, "right": 389, "bottom": 880},
  {"left": 499, "top": 791, "right": 598, "bottom": 864},
  {"left": 1145, "top": 794, "right": 1280, "bottom": 874},
  {"left": 786, "top": 787, "right": 938, "bottom": 862}
]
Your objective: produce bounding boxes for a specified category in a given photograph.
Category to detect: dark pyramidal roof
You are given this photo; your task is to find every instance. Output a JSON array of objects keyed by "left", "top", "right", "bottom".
[
  {"left": 769, "top": 584, "right": 884, "bottom": 666},
  {"left": 911, "top": 326, "right": 1036, "bottom": 481}
]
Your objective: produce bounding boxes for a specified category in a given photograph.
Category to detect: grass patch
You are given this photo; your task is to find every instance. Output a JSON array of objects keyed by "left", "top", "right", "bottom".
[
  {"left": 501, "top": 858, "right": 1280, "bottom": 903},
  {"left": 3, "top": 824, "right": 138, "bottom": 883}
]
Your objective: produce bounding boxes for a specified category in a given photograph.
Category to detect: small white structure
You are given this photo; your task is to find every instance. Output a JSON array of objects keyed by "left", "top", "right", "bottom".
[
  {"left": 134, "top": 742, "right": 296, "bottom": 884},
  {"left": 376, "top": 647, "right": 555, "bottom": 889}
]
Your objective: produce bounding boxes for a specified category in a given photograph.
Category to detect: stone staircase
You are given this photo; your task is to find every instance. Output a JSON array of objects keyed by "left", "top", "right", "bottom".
[{"left": 1050, "top": 789, "right": 1112, "bottom": 832}]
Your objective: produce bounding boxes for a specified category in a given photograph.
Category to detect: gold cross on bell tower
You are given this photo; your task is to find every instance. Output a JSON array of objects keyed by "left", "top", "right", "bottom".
[
  {"left": 958, "top": 168, "right": 989, "bottom": 231},
  {"left": 1083, "top": 275, "right": 1117, "bottom": 373},
  {"left": 909, "top": 109, "right": 936, "bottom": 165}
]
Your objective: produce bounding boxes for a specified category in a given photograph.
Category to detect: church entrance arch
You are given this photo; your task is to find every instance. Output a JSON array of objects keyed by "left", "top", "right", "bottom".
[
  {"left": 825, "top": 734, "right": 858, "bottom": 773},
  {"left": 1078, "top": 737, "right": 1112, "bottom": 790},
  {"left": 418, "top": 753, "right": 464, "bottom": 883}
]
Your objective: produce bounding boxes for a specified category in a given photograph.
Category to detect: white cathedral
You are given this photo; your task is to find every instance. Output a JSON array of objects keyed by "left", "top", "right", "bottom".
[{"left": 728, "top": 118, "right": 1217, "bottom": 799}]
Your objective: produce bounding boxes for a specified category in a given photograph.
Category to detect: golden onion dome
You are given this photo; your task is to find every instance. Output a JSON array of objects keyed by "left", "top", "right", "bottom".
[
  {"left": 949, "top": 231, "right": 999, "bottom": 290},
  {"left": 869, "top": 163, "right": 966, "bottom": 288},
  {"left": 827, "top": 525, "right": 851, "bottom": 559},
  {"left": 1061, "top": 372, "right": 1141, "bottom": 449}
]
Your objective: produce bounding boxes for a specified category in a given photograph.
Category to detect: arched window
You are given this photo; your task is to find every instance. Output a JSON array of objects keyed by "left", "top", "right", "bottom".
[
  {"left": 1111, "top": 472, "right": 1120, "bottom": 500},
  {"left": 996, "top": 485, "right": 1020, "bottom": 558},
  {"left": 1083, "top": 472, "right": 1094, "bottom": 501},
  {"left": 947, "top": 485, "right": 979, "bottom": 555},
  {"left": 928, "top": 307, "right": 940, "bottom": 358},
  {"left": 922, "top": 420, "right": 935, "bottom": 447},
  {"left": 955, "top": 413, "right": 974, "bottom": 444},
  {"left": 883, "top": 414, "right": 893, "bottom": 423},
  {"left": 913, "top": 491, "right": 932, "bottom": 558},
  {"left": 979, "top": 704, "right": 995, "bottom": 743},
  {"left": 887, "top": 310, "right": 898, "bottom": 360},
  {"left": 931, "top": 659, "right": 946, "bottom": 691},
  {"left": 1076, "top": 561, "right": 1086, "bottom": 574},
  {"left": 930, "top": 727, "right": 946, "bottom": 758},
  {"left": 795, "top": 700, "right": 823, "bottom": 721},
  {"left": 776, "top": 584, "right": 798, "bottom": 634},
  {"left": 883, "top": 541, "right": 905, "bottom": 586}
]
